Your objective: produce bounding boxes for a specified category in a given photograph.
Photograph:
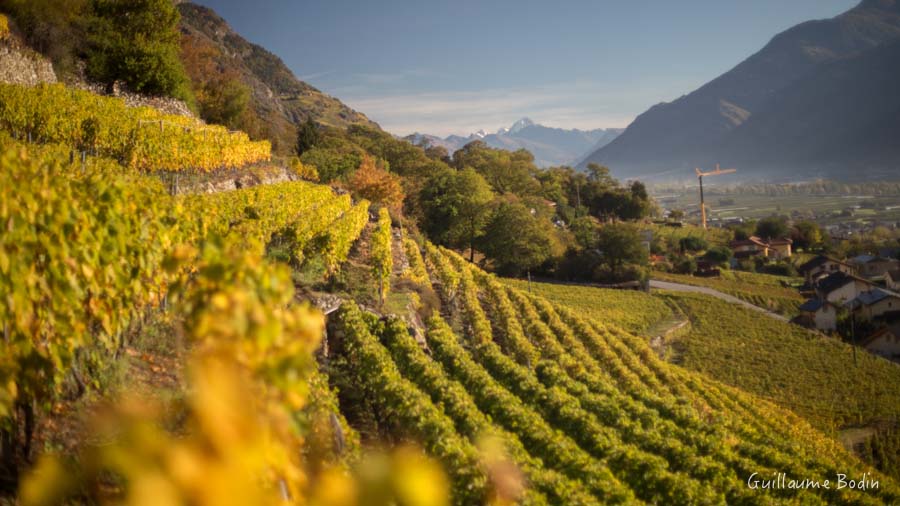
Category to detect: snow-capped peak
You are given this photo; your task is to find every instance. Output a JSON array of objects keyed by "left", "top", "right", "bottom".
[
  {"left": 473, "top": 129, "right": 488, "bottom": 138},
  {"left": 509, "top": 117, "right": 535, "bottom": 134}
]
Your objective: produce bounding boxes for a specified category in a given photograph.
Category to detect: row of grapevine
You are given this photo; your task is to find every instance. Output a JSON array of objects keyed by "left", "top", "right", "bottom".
[
  {"left": 401, "top": 236, "right": 429, "bottom": 285},
  {"left": 440, "top": 254, "right": 724, "bottom": 505},
  {"left": 376, "top": 313, "right": 605, "bottom": 506},
  {"left": 0, "top": 83, "right": 270, "bottom": 172},
  {"left": 316, "top": 201, "right": 371, "bottom": 274},
  {"left": 330, "top": 302, "right": 489, "bottom": 506},
  {"left": 0, "top": 142, "right": 176, "bottom": 423},
  {"left": 416, "top": 243, "right": 899, "bottom": 504},
  {"left": 371, "top": 208, "right": 393, "bottom": 303}
]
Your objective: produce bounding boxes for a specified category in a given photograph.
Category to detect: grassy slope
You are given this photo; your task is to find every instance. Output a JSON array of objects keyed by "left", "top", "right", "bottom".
[
  {"left": 659, "top": 291, "right": 900, "bottom": 429},
  {"left": 652, "top": 270, "right": 804, "bottom": 316},
  {"left": 503, "top": 279, "right": 671, "bottom": 334}
]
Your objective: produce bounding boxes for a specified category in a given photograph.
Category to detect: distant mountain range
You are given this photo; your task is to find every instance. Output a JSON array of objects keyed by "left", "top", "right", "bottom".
[
  {"left": 580, "top": 0, "right": 900, "bottom": 181},
  {"left": 406, "top": 118, "right": 623, "bottom": 167},
  {"left": 178, "top": 2, "right": 378, "bottom": 154}
]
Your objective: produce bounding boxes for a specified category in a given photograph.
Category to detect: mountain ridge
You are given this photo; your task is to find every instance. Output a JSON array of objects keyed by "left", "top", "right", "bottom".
[
  {"left": 580, "top": 0, "right": 900, "bottom": 180},
  {"left": 407, "top": 119, "right": 623, "bottom": 167},
  {"left": 177, "top": 2, "right": 379, "bottom": 154}
]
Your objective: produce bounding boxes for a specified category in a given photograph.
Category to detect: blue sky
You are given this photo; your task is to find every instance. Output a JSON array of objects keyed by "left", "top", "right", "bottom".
[{"left": 194, "top": 0, "right": 857, "bottom": 136}]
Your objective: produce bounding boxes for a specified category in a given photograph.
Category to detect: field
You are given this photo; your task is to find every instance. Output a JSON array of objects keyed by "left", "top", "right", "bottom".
[
  {"left": 503, "top": 279, "right": 671, "bottom": 334},
  {"left": 651, "top": 270, "right": 805, "bottom": 317},
  {"left": 654, "top": 189, "right": 900, "bottom": 227}
]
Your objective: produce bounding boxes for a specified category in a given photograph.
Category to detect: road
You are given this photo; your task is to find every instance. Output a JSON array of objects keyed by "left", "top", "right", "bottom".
[{"left": 649, "top": 279, "right": 789, "bottom": 322}]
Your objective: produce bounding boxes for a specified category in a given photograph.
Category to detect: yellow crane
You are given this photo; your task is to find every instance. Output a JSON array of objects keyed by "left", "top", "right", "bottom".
[{"left": 695, "top": 164, "right": 736, "bottom": 229}]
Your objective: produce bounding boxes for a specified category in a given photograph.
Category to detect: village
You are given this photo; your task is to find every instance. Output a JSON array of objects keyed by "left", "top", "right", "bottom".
[{"left": 719, "top": 232, "right": 900, "bottom": 362}]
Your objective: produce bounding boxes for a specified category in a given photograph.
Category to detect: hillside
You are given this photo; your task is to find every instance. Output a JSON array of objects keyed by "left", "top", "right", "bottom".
[
  {"left": 524, "top": 277, "right": 900, "bottom": 481},
  {"left": 177, "top": 2, "right": 379, "bottom": 154},
  {"left": 580, "top": 0, "right": 900, "bottom": 180},
  {"left": 2, "top": 79, "right": 900, "bottom": 504},
  {"left": 408, "top": 118, "right": 623, "bottom": 167}
]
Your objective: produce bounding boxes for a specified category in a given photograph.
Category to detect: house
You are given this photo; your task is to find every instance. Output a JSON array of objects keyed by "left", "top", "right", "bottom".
[
  {"left": 797, "top": 255, "right": 854, "bottom": 285},
  {"left": 844, "top": 288, "right": 900, "bottom": 322},
  {"left": 794, "top": 298, "right": 838, "bottom": 332},
  {"left": 849, "top": 255, "right": 900, "bottom": 279},
  {"left": 861, "top": 326, "right": 900, "bottom": 362},
  {"left": 767, "top": 238, "right": 793, "bottom": 259},
  {"left": 729, "top": 236, "right": 793, "bottom": 260},
  {"left": 815, "top": 271, "right": 876, "bottom": 305},
  {"left": 886, "top": 269, "right": 900, "bottom": 291}
]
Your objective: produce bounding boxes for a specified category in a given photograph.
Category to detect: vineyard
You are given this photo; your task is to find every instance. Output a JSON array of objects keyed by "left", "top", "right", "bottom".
[
  {"left": 503, "top": 279, "right": 672, "bottom": 334},
  {"left": 0, "top": 83, "right": 271, "bottom": 172},
  {"left": 326, "top": 242, "right": 900, "bottom": 505},
  {"left": 658, "top": 292, "right": 900, "bottom": 464},
  {"left": 2, "top": 83, "right": 899, "bottom": 506}
]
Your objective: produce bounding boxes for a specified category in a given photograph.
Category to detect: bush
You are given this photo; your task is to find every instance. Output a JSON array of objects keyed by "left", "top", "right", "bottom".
[
  {"left": 674, "top": 256, "right": 698, "bottom": 275},
  {"left": 289, "top": 157, "right": 319, "bottom": 182},
  {"left": 679, "top": 236, "right": 708, "bottom": 252},
  {"left": 759, "top": 262, "right": 798, "bottom": 277},
  {"left": 593, "top": 263, "right": 648, "bottom": 284},
  {"left": 703, "top": 245, "right": 732, "bottom": 265},
  {"left": 0, "top": 14, "right": 9, "bottom": 40}
]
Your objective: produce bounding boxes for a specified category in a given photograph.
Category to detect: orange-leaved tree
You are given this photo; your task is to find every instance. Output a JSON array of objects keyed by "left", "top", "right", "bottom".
[{"left": 347, "top": 155, "right": 404, "bottom": 212}]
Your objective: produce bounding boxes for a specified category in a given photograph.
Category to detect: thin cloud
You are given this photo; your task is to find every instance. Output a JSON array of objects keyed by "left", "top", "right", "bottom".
[{"left": 337, "top": 80, "right": 699, "bottom": 137}]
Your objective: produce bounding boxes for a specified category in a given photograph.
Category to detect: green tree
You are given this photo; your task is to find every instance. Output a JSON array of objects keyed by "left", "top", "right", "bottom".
[
  {"left": 792, "top": 220, "right": 823, "bottom": 250},
  {"left": 420, "top": 168, "right": 494, "bottom": 261},
  {"left": 296, "top": 117, "right": 321, "bottom": 156},
  {"left": 86, "top": 0, "right": 193, "bottom": 102},
  {"left": 704, "top": 245, "right": 732, "bottom": 265},
  {"left": 452, "top": 141, "right": 539, "bottom": 195},
  {"left": 755, "top": 216, "right": 789, "bottom": 240},
  {"left": 595, "top": 223, "right": 648, "bottom": 275},
  {"left": 478, "top": 199, "right": 559, "bottom": 275}
]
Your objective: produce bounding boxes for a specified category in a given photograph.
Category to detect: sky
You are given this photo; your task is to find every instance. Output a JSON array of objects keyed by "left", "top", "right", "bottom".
[{"left": 193, "top": 0, "right": 857, "bottom": 137}]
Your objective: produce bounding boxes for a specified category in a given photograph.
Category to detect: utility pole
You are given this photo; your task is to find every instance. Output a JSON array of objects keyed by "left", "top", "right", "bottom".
[{"left": 695, "top": 164, "right": 737, "bottom": 229}]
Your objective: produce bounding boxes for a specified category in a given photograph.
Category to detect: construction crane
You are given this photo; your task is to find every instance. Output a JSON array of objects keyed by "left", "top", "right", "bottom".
[{"left": 695, "top": 164, "right": 736, "bottom": 229}]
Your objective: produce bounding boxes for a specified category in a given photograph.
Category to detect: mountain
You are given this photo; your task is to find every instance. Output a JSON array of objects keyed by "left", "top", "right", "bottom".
[
  {"left": 580, "top": 0, "right": 900, "bottom": 181},
  {"left": 406, "top": 118, "right": 623, "bottom": 167},
  {"left": 177, "top": 2, "right": 378, "bottom": 154}
]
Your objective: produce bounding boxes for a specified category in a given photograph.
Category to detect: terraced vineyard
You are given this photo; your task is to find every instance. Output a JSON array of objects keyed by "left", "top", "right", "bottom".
[
  {"left": 0, "top": 135, "right": 376, "bottom": 504},
  {"left": 328, "top": 243, "right": 900, "bottom": 505},
  {"left": 0, "top": 83, "right": 271, "bottom": 172}
]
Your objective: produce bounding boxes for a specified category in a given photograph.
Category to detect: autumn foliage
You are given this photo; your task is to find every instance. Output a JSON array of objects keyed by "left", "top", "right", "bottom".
[{"left": 347, "top": 155, "right": 404, "bottom": 211}]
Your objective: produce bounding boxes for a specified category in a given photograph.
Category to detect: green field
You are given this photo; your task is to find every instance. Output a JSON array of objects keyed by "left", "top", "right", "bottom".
[
  {"left": 655, "top": 190, "right": 900, "bottom": 226},
  {"left": 503, "top": 278, "right": 672, "bottom": 334},
  {"left": 652, "top": 271, "right": 804, "bottom": 317}
]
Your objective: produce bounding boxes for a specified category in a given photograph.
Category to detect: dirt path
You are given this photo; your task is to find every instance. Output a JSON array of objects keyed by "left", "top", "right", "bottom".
[{"left": 649, "top": 279, "right": 789, "bottom": 322}]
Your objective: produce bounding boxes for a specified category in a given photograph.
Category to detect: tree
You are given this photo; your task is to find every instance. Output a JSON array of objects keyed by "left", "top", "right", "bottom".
[
  {"left": 755, "top": 216, "right": 789, "bottom": 240},
  {"left": 420, "top": 168, "right": 494, "bottom": 261},
  {"left": 704, "top": 245, "right": 732, "bottom": 265},
  {"left": 296, "top": 117, "right": 320, "bottom": 156},
  {"left": 86, "top": 0, "right": 193, "bottom": 102},
  {"left": 180, "top": 33, "right": 249, "bottom": 127},
  {"left": 347, "top": 156, "right": 404, "bottom": 211},
  {"left": 679, "top": 236, "right": 708, "bottom": 253},
  {"left": 595, "top": 223, "right": 648, "bottom": 275},
  {"left": 792, "top": 220, "right": 823, "bottom": 250},
  {"left": 452, "top": 142, "right": 539, "bottom": 196},
  {"left": 570, "top": 216, "right": 600, "bottom": 251},
  {"left": 478, "top": 200, "right": 559, "bottom": 276}
]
